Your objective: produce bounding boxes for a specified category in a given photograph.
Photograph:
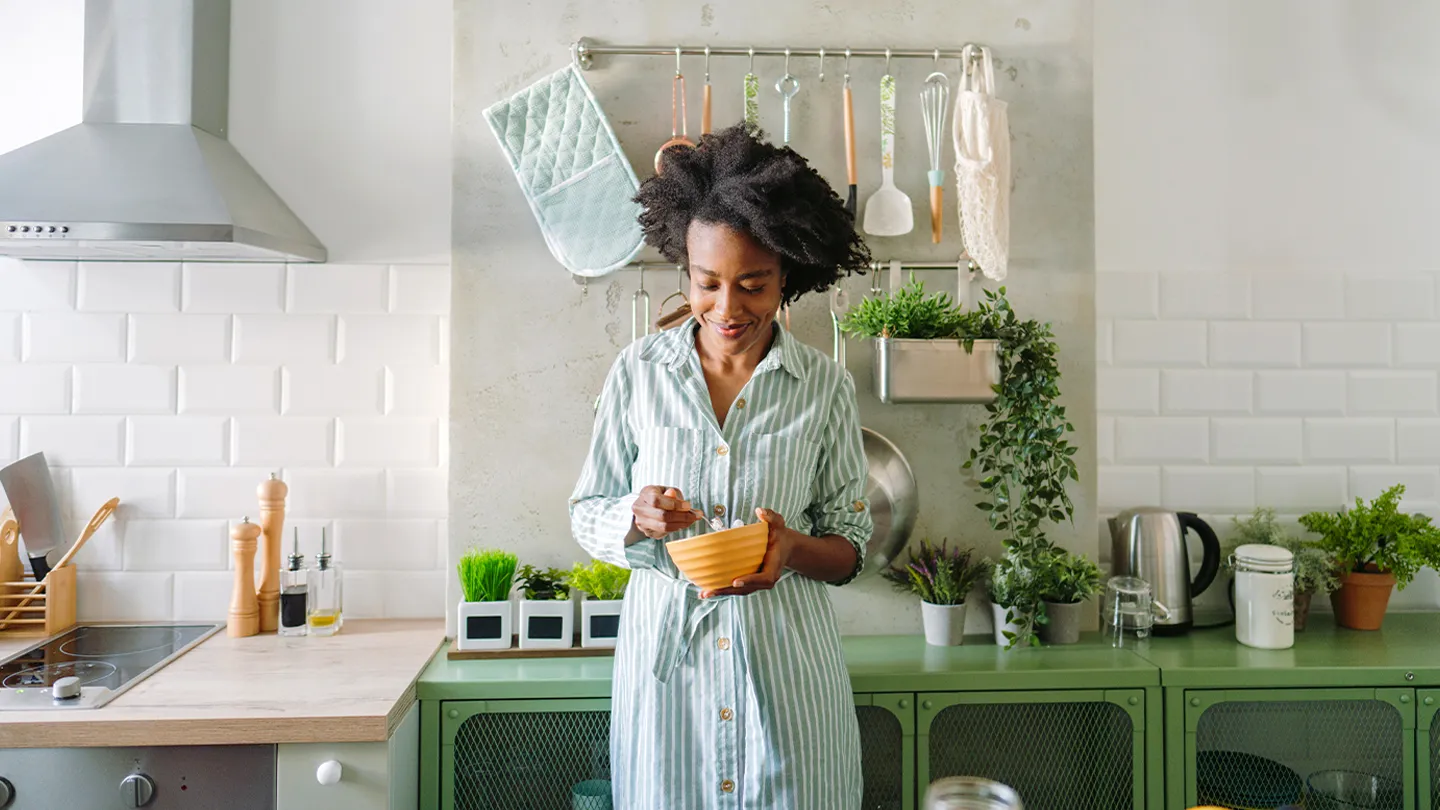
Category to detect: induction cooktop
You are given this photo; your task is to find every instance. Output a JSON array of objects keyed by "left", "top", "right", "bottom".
[{"left": 0, "top": 624, "right": 221, "bottom": 710}]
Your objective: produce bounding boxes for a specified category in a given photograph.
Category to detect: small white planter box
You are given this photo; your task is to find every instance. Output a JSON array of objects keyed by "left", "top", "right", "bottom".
[
  {"left": 519, "top": 598, "right": 574, "bottom": 650},
  {"left": 457, "top": 600, "right": 512, "bottom": 651},
  {"left": 581, "top": 599, "right": 623, "bottom": 648}
]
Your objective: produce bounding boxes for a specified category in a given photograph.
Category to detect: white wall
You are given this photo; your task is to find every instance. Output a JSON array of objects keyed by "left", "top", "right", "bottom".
[
  {"left": 0, "top": 0, "right": 453, "bottom": 621},
  {"left": 1094, "top": 0, "right": 1440, "bottom": 609}
]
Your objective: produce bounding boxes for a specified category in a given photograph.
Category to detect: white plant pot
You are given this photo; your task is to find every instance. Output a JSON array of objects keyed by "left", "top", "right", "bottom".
[
  {"left": 457, "top": 600, "right": 512, "bottom": 651},
  {"left": 991, "top": 602, "right": 1023, "bottom": 646},
  {"left": 921, "top": 601, "right": 967, "bottom": 646},
  {"left": 519, "top": 598, "right": 574, "bottom": 650},
  {"left": 581, "top": 598, "right": 624, "bottom": 648}
]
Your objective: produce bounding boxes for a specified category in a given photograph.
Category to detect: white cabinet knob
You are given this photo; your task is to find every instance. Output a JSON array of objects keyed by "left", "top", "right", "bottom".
[{"left": 315, "top": 760, "right": 342, "bottom": 786}]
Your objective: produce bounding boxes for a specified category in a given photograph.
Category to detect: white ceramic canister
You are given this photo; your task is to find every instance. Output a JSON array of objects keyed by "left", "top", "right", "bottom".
[{"left": 1233, "top": 544, "right": 1295, "bottom": 650}]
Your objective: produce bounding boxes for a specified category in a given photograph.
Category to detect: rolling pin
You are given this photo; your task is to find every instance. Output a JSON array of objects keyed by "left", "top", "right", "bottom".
[
  {"left": 256, "top": 473, "right": 288, "bottom": 633},
  {"left": 229, "top": 517, "right": 261, "bottom": 638}
]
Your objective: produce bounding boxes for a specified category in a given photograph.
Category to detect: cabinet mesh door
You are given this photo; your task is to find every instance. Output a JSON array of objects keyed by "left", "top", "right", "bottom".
[
  {"left": 929, "top": 701, "right": 1134, "bottom": 810},
  {"left": 1194, "top": 699, "right": 1403, "bottom": 809},
  {"left": 857, "top": 705, "right": 905, "bottom": 810},
  {"left": 453, "top": 710, "right": 610, "bottom": 810},
  {"left": 1431, "top": 717, "right": 1439, "bottom": 810}
]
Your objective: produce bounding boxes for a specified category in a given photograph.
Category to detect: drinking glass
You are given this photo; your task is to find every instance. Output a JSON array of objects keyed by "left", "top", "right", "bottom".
[
  {"left": 1103, "top": 576, "right": 1170, "bottom": 648},
  {"left": 924, "top": 776, "right": 1023, "bottom": 810}
]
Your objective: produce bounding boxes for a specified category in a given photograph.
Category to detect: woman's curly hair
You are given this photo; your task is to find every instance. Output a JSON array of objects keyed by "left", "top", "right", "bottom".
[{"left": 635, "top": 123, "right": 870, "bottom": 304}]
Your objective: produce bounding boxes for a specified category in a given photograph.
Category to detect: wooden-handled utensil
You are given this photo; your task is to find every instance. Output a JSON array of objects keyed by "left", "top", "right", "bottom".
[
  {"left": 701, "top": 47, "right": 712, "bottom": 135},
  {"left": 0, "top": 508, "right": 23, "bottom": 588},
  {"left": 843, "top": 52, "right": 857, "bottom": 216},
  {"left": 654, "top": 48, "right": 695, "bottom": 174},
  {"left": 0, "top": 497, "right": 118, "bottom": 626},
  {"left": 921, "top": 71, "right": 951, "bottom": 243}
]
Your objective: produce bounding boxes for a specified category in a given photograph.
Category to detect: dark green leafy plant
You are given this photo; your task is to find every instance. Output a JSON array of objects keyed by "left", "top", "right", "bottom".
[
  {"left": 516, "top": 564, "right": 571, "bottom": 600},
  {"left": 1038, "top": 550, "right": 1103, "bottom": 605},
  {"left": 838, "top": 277, "right": 969, "bottom": 339},
  {"left": 882, "top": 539, "right": 990, "bottom": 606},
  {"left": 1224, "top": 508, "right": 1339, "bottom": 596},
  {"left": 566, "top": 560, "right": 632, "bottom": 601},
  {"left": 457, "top": 548, "right": 518, "bottom": 603},
  {"left": 1299, "top": 485, "right": 1440, "bottom": 589},
  {"left": 987, "top": 547, "right": 1050, "bottom": 648}
]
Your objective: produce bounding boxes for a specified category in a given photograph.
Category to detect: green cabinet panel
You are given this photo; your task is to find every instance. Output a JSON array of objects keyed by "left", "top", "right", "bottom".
[
  {"left": 1179, "top": 688, "right": 1416, "bottom": 810},
  {"left": 916, "top": 689, "right": 1145, "bottom": 810},
  {"left": 855, "top": 693, "right": 916, "bottom": 810},
  {"left": 1421, "top": 690, "right": 1439, "bottom": 810},
  {"left": 440, "top": 699, "right": 611, "bottom": 810}
]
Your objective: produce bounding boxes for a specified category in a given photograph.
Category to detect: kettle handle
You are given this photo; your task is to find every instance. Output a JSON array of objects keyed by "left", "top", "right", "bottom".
[{"left": 1179, "top": 512, "right": 1221, "bottom": 598}]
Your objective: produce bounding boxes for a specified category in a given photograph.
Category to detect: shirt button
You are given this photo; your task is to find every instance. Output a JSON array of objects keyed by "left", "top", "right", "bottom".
[
  {"left": 713, "top": 504, "right": 726, "bottom": 517},
  {"left": 720, "top": 707, "right": 733, "bottom": 721},
  {"left": 717, "top": 637, "right": 731, "bottom": 651},
  {"left": 721, "top": 779, "right": 735, "bottom": 793},
  {"left": 736, "top": 398, "right": 747, "bottom": 410},
  {"left": 853, "top": 500, "right": 866, "bottom": 513},
  {"left": 717, "top": 445, "right": 729, "bottom": 457}
]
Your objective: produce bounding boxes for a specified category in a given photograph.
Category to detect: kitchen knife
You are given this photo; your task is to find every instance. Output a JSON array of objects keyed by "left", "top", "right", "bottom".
[{"left": 0, "top": 453, "right": 65, "bottom": 581}]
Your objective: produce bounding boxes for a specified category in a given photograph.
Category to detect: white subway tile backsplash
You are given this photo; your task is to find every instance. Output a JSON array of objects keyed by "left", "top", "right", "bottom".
[
  {"left": 1398, "top": 419, "right": 1440, "bottom": 462},
  {"left": 1252, "top": 272, "right": 1344, "bottom": 319},
  {"left": 1348, "top": 372, "right": 1437, "bottom": 415},
  {"left": 1161, "top": 370, "right": 1252, "bottom": 414},
  {"left": 1256, "top": 467, "right": 1348, "bottom": 511},
  {"left": 1112, "top": 320, "right": 1207, "bottom": 366},
  {"left": 23, "top": 313, "right": 125, "bottom": 362},
  {"left": 1096, "top": 321, "right": 1113, "bottom": 367},
  {"left": 282, "top": 366, "right": 385, "bottom": 415},
  {"left": 344, "top": 571, "right": 386, "bottom": 619},
  {"left": 129, "top": 314, "right": 231, "bottom": 364},
  {"left": 1255, "top": 371, "right": 1347, "bottom": 415},
  {"left": 1345, "top": 276, "right": 1435, "bottom": 320},
  {"left": 339, "top": 315, "right": 441, "bottom": 365},
  {"left": 1209, "top": 322, "right": 1302, "bottom": 368},
  {"left": 1162, "top": 467, "right": 1255, "bottom": 512},
  {"left": 1303, "top": 419, "right": 1395, "bottom": 463},
  {"left": 338, "top": 418, "right": 440, "bottom": 467},
  {"left": 173, "top": 572, "right": 231, "bottom": 620},
  {"left": 177, "top": 468, "right": 276, "bottom": 518},
  {"left": 386, "top": 469, "right": 446, "bottom": 517},
  {"left": 1212, "top": 418, "right": 1302, "bottom": 463},
  {"left": 334, "top": 519, "right": 440, "bottom": 570},
  {"left": 285, "top": 469, "right": 388, "bottom": 518},
  {"left": 1115, "top": 417, "right": 1208, "bottom": 463},
  {"left": 77, "top": 263, "right": 180, "bottom": 312},
  {"left": 1350, "top": 467, "right": 1439, "bottom": 503},
  {"left": 0, "top": 259, "right": 75, "bottom": 311},
  {"left": 288, "top": 264, "right": 388, "bottom": 313},
  {"left": 1096, "top": 369, "right": 1159, "bottom": 414},
  {"left": 182, "top": 263, "right": 285, "bottom": 313},
  {"left": 0, "top": 313, "right": 18, "bottom": 361},
  {"left": 233, "top": 315, "right": 336, "bottom": 364},
  {"left": 121, "top": 519, "right": 228, "bottom": 571},
  {"left": 1395, "top": 324, "right": 1440, "bottom": 367},
  {"left": 69, "top": 468, "right": 176, "bottom": 520},
  {"left": 382, "top": 571, "right": 448, "bottom": 618},
  {"left": 20, "top": 417, "right": 124, "bottom": 465},
  {"left": 1096, "top": 273, "right": 1158, "bottom": 318},
  {"left": 1159, "top": 274, "right": 1250, "bottom": 319},
  {"left": 232, "top": 417, "right": 334, "bottom": 467},
  {"left": 1097, "top": 417, "right": 1114, "bottom": 464},
  {"left": 1302, "top": 323, "right": 1390, "bottom": 368},
  {"left": 76, "top": 572, "right": 173, "bottom": 622},
  {"left": 0, "top": 416, "right": 17, "bottom": 464},
  {"left": 1099, "top": 466, "right": 1161, "bottom": 509},
  {"left": 0, "top": 365, "right": 71, "bottom": 414},
  {"left": 391, "top": 265, "right": 450, "bottom": 314},
  {"left": 386, "top": 366, "right": 448, "bottom": 416},
  {"left": 127, "top": 417, "right": 229, "bottom": 466},
  {"left": 74, "top": 366, "right": 176, "bottom": 414},
  {"left": 179, "top": 366, "right": 280, "bottom": 414}
]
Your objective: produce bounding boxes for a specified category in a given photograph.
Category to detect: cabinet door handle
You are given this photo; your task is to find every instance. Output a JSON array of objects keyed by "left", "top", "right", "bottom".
[{"left": 316, "top": 760, "right": 343, "bottom": 786}]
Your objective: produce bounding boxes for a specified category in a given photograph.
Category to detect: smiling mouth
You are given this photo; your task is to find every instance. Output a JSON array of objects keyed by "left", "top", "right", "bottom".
[{"left": 711, "top": 321, "right": 751, "bottom": 339}]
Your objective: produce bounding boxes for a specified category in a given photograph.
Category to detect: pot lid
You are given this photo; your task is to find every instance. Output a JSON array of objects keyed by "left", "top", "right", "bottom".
[{"left": 1234, "top": 544, "right": 1294, "bottom": 565}]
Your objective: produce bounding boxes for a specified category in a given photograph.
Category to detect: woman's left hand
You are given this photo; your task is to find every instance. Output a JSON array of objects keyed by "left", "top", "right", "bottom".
[{"left": 699, "top": 508, "right": 795, "bottom": 598}]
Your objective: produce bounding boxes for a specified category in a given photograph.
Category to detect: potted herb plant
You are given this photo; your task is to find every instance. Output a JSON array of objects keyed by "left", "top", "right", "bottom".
[
  {"left": 883, "top": 539, "right": 990, "bottom": 646},
  {"left": 1223, "top": 508, "right": 1339, "bottom": 631},
  {"left": 456, "top": 548, "right": 519, "bottom": 651},
  {"left": 515, "top": 564, "right": 574, "bottom": 650},
  {"left": 567, "top": 560, "right": 631, "bottom": 648},
  {"left": 1036, "top": 549, "right": 1103, "bottom": 645},
  {"left": 1300, "top": 484, "right": 1440, "bottom": 631},
  {"left": 987, "top": 549, "right": 1047, "bottom": 647}
]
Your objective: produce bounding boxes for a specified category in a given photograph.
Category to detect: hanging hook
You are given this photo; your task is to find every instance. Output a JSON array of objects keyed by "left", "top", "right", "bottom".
[
  {"left": 933, "top": 48, "right": 940, "bottom": 65},
  {"left": 783, "top": 47, "right": 791, "bottom": 76},
  {"left": 674, "top": 46, "right": 683, "bottom": 77},
  {"left": 817, "top": 48, "right": 825, "bottom": 82},
  {"left": 748, "top": 46, "right": 755, "bottom": 74},
  {"left": 704, "top": 45, "right": 711, "bottom": 83},
  {"left": 843, "top": 48, "right": 851, "bottom": 88},
  {"left": 884, "top": 47, "right": 892, "bottom": 75}
]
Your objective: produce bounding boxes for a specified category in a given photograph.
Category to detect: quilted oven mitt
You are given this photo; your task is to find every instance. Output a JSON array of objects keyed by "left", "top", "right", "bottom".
[{"left": 484, "top": 64, "right": 645, "bottom": 277}]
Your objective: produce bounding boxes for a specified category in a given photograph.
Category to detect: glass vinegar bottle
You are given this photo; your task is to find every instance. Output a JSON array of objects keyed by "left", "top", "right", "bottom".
[
  {"left": 278, "top": 528, "right": 308, "bottom": 637},
  {"left": 307, "top": 528, "right": 343, "bottom": 636}
]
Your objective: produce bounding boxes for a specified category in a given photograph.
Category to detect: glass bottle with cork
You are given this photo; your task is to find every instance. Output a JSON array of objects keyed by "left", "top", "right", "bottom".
[
  {"left": 307, "top": 528, "right": 343, "bottom": 636},
  {"left": 278, "top": 528, "right": 307, "bottom": 637}
]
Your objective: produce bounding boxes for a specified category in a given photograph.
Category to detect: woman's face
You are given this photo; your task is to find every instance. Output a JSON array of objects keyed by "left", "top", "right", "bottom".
[{"left": 686, "top": 220, "right": 784, "bottom": 356}]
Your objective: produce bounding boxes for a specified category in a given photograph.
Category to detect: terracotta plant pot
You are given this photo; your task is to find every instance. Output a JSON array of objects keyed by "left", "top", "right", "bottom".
[
  {"left": 1039, "top": 600, "right": 1083, "bottom": 645},
  {"left": 1293, "top": 590, "right": 1314, "bottom": 632},
  {"left": 1330, "top": 568, "right": 1397, "bottom": 631}
]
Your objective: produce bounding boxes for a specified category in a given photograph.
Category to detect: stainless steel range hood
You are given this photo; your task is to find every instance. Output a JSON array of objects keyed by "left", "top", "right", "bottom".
[{"left": 0, "top": 0, "right": 326, "bottom": 263}]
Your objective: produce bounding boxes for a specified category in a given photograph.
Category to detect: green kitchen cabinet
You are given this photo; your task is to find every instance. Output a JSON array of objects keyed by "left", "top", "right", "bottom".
[
  {"left": 1421, "top": 690, "right": 1440, "bottom": 810},
  {"left": 854, "top": 693, "right": 916, "bottom": 810},
  {"left": 917, "top": 689, "right": 1147, "bottom": 810}
]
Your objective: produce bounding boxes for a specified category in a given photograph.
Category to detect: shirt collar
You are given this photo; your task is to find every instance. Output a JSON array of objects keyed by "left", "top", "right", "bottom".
[{"left": 639, "top": 316, "right": 808, "bottom": 381}]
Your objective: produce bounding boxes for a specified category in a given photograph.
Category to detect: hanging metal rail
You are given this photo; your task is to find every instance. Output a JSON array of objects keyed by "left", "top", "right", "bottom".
[{"left": 572, "top": 38, "right": 986, "bottom": 71}]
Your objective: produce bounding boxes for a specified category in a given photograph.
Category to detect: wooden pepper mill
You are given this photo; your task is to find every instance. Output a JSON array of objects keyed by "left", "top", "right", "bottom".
[
  {"left": 229, "top": 517, "right": 261, "bottom": 638},
  {"left": 256, "top": 473, "right": 288, "bottom": 633}
]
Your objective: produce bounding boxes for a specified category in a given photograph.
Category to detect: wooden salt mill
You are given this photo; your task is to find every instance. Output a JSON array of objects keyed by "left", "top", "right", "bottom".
[
  {"left": 256, "top": 473, "right": 288, "bottom": 633},
  {"left": 229, "top": 518, "right": 261, "bottom": 638}
]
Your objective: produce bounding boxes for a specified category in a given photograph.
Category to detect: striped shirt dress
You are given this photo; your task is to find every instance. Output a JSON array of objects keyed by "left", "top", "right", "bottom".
[{"left": 569, "top": 318, "right": 873, "bottom": 810}]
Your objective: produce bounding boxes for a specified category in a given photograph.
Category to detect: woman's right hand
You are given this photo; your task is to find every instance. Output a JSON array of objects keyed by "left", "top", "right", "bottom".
[{"left": 632, "top": 486, "right": 702, "bottom": 539}]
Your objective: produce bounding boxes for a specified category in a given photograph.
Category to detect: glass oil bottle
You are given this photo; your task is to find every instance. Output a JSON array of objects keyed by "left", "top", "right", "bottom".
[
  {"left": 278, "top": 528, "right": 308, "bottom": 637},
  {"left": 307, "top": 528, "right": 343, "bottom": 636}
]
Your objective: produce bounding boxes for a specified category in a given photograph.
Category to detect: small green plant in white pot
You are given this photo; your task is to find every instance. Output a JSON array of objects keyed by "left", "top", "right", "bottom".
[
  {"left": 456, "top": 548, "right": 518, "bottom": 651},
  {"left": 1036, "top": 550, "right": 1103, "bottom": 645},
  {"left": 988, "top": 549, "right": 1047, "bottom": 648},
  {"left": 515, "top": 564, "right": 573, "bottom": 650},
  {"left": 883, "top": 539, "right": 990, "bottom": 646},
  {"left": 567, "top": 560, "right": 631, "bottom": 649}
]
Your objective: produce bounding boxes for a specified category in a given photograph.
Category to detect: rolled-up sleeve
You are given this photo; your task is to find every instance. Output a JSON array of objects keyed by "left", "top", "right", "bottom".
[
  {"left": 806, "top": 371, "right": 872, "bottom": 586},
  {"left": 569, "top": 353, "right": 663, "bottom": 570}
]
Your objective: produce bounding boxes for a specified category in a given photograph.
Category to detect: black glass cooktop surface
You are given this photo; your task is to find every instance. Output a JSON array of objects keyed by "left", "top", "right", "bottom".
[{"left": 0, "top": 623, "right": 220, "bottom": 709}]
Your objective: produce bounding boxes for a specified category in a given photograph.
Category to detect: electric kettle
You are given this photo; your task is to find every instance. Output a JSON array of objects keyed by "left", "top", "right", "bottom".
[{"left": 1108, "top": 508, "right": 1221, "bottom": 635}]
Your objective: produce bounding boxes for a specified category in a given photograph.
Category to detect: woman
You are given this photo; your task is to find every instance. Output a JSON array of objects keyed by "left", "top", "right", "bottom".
[{"left": 569, "top": 123, "right": 873, "bottom": 810}]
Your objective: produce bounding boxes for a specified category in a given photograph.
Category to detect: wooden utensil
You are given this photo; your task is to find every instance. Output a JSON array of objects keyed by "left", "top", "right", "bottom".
[
  {"left": 0, "top": 508, "right": 22, "bottom": 587},
  {"left": 654, "top": 48, "right": 694, "bottom": 174},
  {"left": 256, "top": 473, "right": 287, "bottom": 633},
  {"left": 229, "top": 517, "right": 261, "bottom": 638},
  {"left": 921, "top": 70, "right": 951, "bottom": 243},
  {"left": 0, "top": 497, "right": 118, "bottom": 626},
  {"left": 701, "top": 46, "right": 712, "bottom": 135},
  {"left": 842, "top": 51, "right": 858, "bottom": 216}
]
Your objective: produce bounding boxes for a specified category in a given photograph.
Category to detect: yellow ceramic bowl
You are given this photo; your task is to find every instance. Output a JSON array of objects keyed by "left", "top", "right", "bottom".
[{"left": 665, "top": 522, "right": 769, "bottom": 591}]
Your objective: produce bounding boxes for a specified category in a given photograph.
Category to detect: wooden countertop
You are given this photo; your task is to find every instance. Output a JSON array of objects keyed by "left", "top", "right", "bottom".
[{"left": 0, "top": 619, "right": 445, "bottom": 749}]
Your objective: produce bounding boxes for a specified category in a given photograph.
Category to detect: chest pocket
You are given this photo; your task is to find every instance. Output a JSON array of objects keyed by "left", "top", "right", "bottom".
[
  {"left": 630, "top": 426, "right": 702, "bottom": 500},
  {"left": 744, "top": 432, "right": 822, "bottom": 530}
]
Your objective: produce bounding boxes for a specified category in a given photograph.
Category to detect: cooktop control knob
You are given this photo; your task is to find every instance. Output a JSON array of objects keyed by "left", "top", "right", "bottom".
[
  {"left": 119, "top": 774, "right": 155, "bottom": 808},
  {"left": 0, "top": 776, "right": 14, "bottom": 808},
  {"left": 51, "top": 676, "right": 81, "bottom": 701}
]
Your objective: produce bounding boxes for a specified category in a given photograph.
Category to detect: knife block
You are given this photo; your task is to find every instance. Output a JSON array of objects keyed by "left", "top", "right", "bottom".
[{"left": 0, "top": 564, "right": 77, "bottom": 637}]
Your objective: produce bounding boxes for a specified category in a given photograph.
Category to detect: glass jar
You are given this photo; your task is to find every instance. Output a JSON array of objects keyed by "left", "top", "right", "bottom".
[
  {"left": 924, "top": 777, "right": 1023, "bottom": 810},
  {"left": 1233, "top": 544, "right": 1294, "bottom": 650}
]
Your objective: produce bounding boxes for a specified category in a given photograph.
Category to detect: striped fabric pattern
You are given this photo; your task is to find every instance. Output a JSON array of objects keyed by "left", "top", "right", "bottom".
[{"left": 570, "top": 318, "right": 871, "bottom": 810}]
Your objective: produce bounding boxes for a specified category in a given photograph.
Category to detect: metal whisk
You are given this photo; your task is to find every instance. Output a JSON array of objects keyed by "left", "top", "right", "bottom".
[{"left": 920, "top": 71, "right": 951, "bottom": 244}]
